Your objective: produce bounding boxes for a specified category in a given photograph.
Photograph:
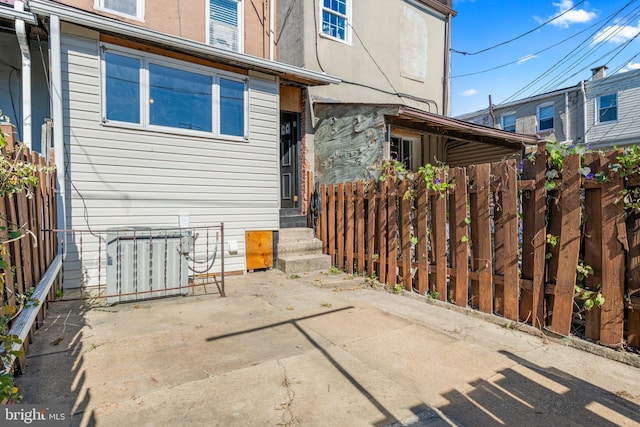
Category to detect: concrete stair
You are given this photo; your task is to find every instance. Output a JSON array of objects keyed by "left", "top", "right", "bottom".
[{"left": 276, "top": 227, "right": 331, "bottom": 274}]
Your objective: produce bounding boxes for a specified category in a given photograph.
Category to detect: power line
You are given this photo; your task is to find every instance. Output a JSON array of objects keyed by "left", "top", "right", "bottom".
[
  {"left": 451, "top": 0, "right": 588, "bottom": 56},
  {"left": 532, "top": 4, "right": 640, "bottom": 94},
  {"left": 451, "top": 17, "right": 603, "bottom": 79},
  {"left": 500, "top": 0, "right": 639, "bottom": 104}
]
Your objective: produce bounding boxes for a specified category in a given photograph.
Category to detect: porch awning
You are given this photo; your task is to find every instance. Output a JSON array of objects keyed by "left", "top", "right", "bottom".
[{"left": 388, "top": 105, "right": 540, "bottom": 149}]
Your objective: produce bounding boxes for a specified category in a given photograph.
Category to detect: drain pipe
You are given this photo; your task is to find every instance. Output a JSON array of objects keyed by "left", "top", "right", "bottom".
[
  {"left": 581, "top": 80, "right": 588, "bottom": 146},
  {"left": 14, "top": 1, "right": 31, "bottom": 150},
  {"left": 50, "top": 14, "right": 67, "bottom": 259},
  {"left": 269, "top": 0, "right": 275, "bottom": 60}
]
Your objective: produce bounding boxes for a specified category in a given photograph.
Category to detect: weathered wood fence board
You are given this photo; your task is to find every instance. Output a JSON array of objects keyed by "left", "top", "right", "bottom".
[
  {"left": 449, "top": 167, "right": 468, "bottom": 306},
  {"left": 584, "top": 152, "right": 603, "bottom": 341},
  {"left": 317, "top": 148, "right": 640, "bottom": 352},
  {"left": 416, "top": 178, "right": 429, "bottom": 294},
  {"left": 600, "top": 151, "right": 626, "bottom": 346},
  {"left": 1, "top": 141, "right": 58, "bottom": 341},
  {"left": 550, "top": 154, "right": 582, "bottom": 336}
]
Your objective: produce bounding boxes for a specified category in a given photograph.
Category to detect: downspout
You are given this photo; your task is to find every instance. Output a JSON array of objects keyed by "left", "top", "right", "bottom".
[
  {"left": 564, "top": 90, "right": 570, "bottom": 142},
  {"left": 581, "top": 80, "right": 588, "bottom": 146},
  {"left": 269, "top": 0, "right": 275, "bottom": 60},
  {"left": 442, "top": 13, "right": 452, "bottom": 116},
  {"left": 50, "top": 14, "right": 67, "bottom": 259},
  {"left": 14, "top": 1, "right": 32, "bottom": 150}
]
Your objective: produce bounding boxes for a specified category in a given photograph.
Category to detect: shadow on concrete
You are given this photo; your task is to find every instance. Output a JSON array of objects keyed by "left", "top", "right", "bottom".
[
  {"left": 206, "top": 306, "right": 446, "bottom": 427},
  {"left": 437, "top": 350, "right": 640, "bottom": 427},
  {"left": 15, "top": 299, "right": 98, "bottom": 426}
]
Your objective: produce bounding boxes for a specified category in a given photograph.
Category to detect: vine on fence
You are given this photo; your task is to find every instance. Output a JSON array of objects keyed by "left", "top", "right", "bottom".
[{"left": 0, "top": 131, "right": 49, "bottom": 402}]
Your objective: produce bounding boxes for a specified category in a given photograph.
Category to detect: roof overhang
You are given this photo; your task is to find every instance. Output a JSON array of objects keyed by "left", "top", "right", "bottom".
[
  {"left": 411, "top": 0, "right": 456, "bottom": 17},
  {"left": 27, "top": 0, "right": 341, "bottom": 86},
  {"left": 392, "top": 105, "right": 540, "bottom": 148},
  {"left": 0, "top": 3, "right": 37, "bottom": 24}
]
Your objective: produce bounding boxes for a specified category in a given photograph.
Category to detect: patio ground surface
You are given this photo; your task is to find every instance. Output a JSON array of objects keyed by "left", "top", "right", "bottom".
[{"left": 15, "top": 269, "right": 640, "bottom": 426}]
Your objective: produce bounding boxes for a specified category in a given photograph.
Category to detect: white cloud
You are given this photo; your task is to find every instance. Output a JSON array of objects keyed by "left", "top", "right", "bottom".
[
  {"left": 518, "top": 54, "right": 538, "bottom": 64},
  {"left": 548, "top": 0, "right": 597, "bottom": 28},
  {"left": 618, "top": 61, "right": 640, "bottom": 73},
  {"left": 462, "top": 89, "right": 478, "bottom": 96},
  {"left": 592, "top": 23, "right": 640, "bottom": 45}
]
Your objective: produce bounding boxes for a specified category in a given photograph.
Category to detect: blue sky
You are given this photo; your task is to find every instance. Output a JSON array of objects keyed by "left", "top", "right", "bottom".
[{"left": 450, "top": 0, "right": 640, "bottom": 116}]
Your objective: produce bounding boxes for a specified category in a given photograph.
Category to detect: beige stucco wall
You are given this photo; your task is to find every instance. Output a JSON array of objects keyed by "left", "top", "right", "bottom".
[
  {"left": 56, "top": 0, "right": 270, "bottom": 58},
  {"left": 304, "top": 0, "right": 448, "bottom": 115}
]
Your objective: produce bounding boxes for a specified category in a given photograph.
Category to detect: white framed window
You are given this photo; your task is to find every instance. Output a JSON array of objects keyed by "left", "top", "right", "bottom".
[
  {"left": 390, "top": 136, "right": 414, "bottom": 170},
  {"left": 320, "top": 0, "right": 352, "bottom": 43},
  {"left": 501, "top": 113, "right": 516, "bottom": 132},
  {"left": 208, "top": 0, "right": 243, "bottom": 52},
  {"left": 537, "top": 103, "right": 554, "bottom": 132},
  {"left": 597, "top": 93, "right": 618, "bottom": 124},
  {"left": 102, "top": 45, "right": 248, "bottom": 139},
  {"left": 95, "top": 0, "right": 144, "bottom": 20}
]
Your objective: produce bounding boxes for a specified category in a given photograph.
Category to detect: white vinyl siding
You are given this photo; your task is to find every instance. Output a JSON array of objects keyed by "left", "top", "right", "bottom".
[
  {"left": 586, "top": 74, "right": 640, "bottom": 148},
  {"left": 61, "top": 32, "right": 278, "bottom": 287},
  {"left": 208, "top": 0, "right": 243, "bottom": 52}
]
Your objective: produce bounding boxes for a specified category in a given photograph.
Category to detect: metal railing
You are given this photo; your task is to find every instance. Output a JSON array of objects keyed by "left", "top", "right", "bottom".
[{"left": 57, "top": 223, "right": 225, "bottom": 302}]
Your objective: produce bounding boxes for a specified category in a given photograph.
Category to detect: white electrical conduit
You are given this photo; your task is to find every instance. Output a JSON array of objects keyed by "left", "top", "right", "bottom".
[{"left": 14, "top": 1, "right": 31, "bottom": 150}]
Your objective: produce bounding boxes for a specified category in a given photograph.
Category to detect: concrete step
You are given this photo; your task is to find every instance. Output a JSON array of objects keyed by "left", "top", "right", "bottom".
[
  {"left": 276, "top": 254, "right": 331, "bottom": 274},
  {"left": 277, "top": 239, "right": 324, "bottom": 256},
  {"left": 278, "top": 227, "right": 316, "bottom": 242},
  {"left": 280, "top": 215, "right": 307, "bottom": 228}
]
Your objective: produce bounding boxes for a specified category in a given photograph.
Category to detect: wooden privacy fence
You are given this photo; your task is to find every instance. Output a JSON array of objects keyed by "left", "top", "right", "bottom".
[
  {"left": 0, "top": 133, "right": 58, "bottom": 332},
  {"left": 316, "top": 150, "right": 640, "bottom": 351}
]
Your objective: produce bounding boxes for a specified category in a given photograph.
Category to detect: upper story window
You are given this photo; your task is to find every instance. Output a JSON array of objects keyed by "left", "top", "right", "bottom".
[
  {"left": 95, "top": 0, "right": 144, "bottom": 20},
  {"left": 537, "top": 103, "right": 554, "bottom": 131},
  {"left": 321, "top": 0, "right": 351, "bottom": 43},
  {"left": 598, "top": 93, "right": 618, "bottom": 123},
  {"left": 501, "top": 113, "right": 516, "bottom": 132},
  {"left": 103, "top": 47, "right": 247, "bottom": 139},
  {"left": 209, "top": 0, "right": 243, "bottom": 52}
]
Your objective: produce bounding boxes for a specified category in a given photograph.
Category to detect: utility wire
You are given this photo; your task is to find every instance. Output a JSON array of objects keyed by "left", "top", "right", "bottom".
[
  {"left": 451, "top": 17, "right": 603, "bottom": 79},
  {"left": 500, "top": 0, "right": 639, "bottom": 104},
  {"left": 451, "top": 0, "right": 588, "bottom": 56},
  {"left": 533, "top": 3, "right": 640, "bottom": 94}
]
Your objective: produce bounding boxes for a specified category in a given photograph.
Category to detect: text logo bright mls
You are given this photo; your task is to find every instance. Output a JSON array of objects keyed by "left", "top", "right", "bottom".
[{"left": 1, "top": 405, "right": 68, "bottom": 426}]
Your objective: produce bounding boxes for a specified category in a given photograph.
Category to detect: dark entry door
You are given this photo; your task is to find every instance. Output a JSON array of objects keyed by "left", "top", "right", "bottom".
[{"left": 280, "top": 112, "right": 299, "bottom": 209}]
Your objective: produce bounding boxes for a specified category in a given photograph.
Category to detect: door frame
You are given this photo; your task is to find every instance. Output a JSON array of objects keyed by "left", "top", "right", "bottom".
[{"left": 279, "top": 111, "right": 301, "bottom": 211}]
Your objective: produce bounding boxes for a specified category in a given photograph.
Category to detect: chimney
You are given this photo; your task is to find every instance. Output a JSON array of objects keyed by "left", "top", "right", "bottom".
[{"left": 591, "top": 65, "right": 608, "bottom": 80}]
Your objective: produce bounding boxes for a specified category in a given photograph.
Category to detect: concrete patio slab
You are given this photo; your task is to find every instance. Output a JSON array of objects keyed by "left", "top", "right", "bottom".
[{"left": 14, "top": 269, "right": 640, "bottom": 426}]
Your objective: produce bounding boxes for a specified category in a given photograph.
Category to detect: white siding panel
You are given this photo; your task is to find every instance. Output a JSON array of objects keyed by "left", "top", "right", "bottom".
[
  {"left": 61, "top": 33, "right": 280, "bottom": 288},
  {"left": 586, "top": 75, "right": 640, "bottom": 148}
]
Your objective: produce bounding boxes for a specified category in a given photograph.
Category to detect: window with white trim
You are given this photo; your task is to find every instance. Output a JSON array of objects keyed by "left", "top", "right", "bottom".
[
  {"left": 390, "top": 136, "right": 413, "bottom": 170},
  {"left": 102, "top": 47, "right": 247, "bottom": 138},
  {"left": 209, "top": 0, "right": 243, "bottom": 52},
  {"left": 321, "top": 0, "right": 351, "bottom": 43},
  {"left": 501, "top": 113, "right": 516, "bottom": 132},
  {"left": 598, "top": 93, "right": 617, "bottom": 123},
  {"left": 537, "top": 103, "right": 554, "bottom": 131},
  {"left": 95, "top": 0, "right": 144, "bottom": 20}
]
